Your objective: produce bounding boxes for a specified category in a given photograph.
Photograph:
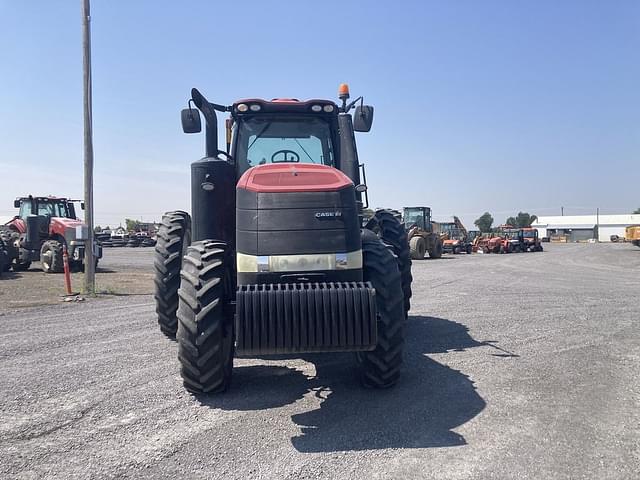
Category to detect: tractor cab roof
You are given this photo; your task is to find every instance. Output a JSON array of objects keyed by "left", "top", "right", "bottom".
[
  {"left": 17, "top": 196, "right": 78, "bottom": 202},
  {"left": 231, "top": 98, "right": 338, "bottom": 117}
]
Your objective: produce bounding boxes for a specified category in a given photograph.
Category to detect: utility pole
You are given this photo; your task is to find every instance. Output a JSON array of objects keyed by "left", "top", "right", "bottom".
[
  {"left": 82, "top": 0, "right": 96, "bottom": 294},
  {"left": 561, "top": 206, "right": 564, "bottom": 216},
  {"left": 596, "top": 207, "right": 600, "bottom": 243}
]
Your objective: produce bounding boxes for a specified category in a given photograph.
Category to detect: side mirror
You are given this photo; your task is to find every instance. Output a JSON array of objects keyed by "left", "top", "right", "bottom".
[
  {"left": 14, "top": 199, "right": 20, "bottom": 208},
  {"left": 353, "top": 105, "right": 374, "bottom": 132},
  {"left": 181, "top": 108, "right": 202, "bottom": 134}
]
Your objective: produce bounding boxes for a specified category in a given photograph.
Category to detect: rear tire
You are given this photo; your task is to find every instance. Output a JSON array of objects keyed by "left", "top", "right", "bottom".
[
  {"left": 153, "top": 211, "right": 191, "bottom": 338},
  {"left": 356, "top": 236, "right": 405, "bottom": 388},
  {"left": 0, "top": 227, "right": 19, "bottom": 270},
  {"left": 40, "top": 240, "right": 64, "bottom": 273},
  {"left": 409, "top": 236, "right": 426, "bottom": 260},
  {"left": 466, "top": 244, "right": 473, "bottom": 254},
  {"left": 0, "top": 239, "right": 7, "bottom": 275},
  {"left": 177, "top": 240, "right": 234, "bottom": 394},
  {"left": 366, "top": 210, "right": 413, "bottom": 316}
]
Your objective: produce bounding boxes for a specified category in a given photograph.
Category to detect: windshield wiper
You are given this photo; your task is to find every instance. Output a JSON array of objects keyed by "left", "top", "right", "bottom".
[
  {"left": 294, "top": 139, "right": 315, "bottom": 163},
  {"left": 248, "top": 122, "right": 273, "bottom": 151}
]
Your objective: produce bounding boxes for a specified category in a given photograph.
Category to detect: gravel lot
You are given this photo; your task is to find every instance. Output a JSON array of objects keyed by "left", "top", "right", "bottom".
[
  {"left": 0, "top": 248, "right": 155, "bottom": 313},
  {"left": 1, "top": 243, "right": 638, "bottom": 479}
]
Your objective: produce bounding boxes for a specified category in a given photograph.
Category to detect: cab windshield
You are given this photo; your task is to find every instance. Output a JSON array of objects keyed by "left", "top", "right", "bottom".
[
  {"left": 235, "top": 116, "right": 335, "bottom": 174},
  {"left": 36, "top": 201, "right": 73, "bottom": 218},
  {"left": 403, "top": 209, "right": 425, "bottom": 227},
  {"left": 19, "top": 199, "right": 75, "bottom": 219}
]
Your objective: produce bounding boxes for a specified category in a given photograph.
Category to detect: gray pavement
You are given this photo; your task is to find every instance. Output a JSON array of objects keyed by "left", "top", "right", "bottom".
[{"left": 0, "top": 243, "right": 638, "bottom": 479}]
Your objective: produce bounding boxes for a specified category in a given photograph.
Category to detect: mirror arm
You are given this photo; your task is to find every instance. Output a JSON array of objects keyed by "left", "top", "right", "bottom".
[{"left": 344, "top": 96, "right": 363, "bottom": 114}]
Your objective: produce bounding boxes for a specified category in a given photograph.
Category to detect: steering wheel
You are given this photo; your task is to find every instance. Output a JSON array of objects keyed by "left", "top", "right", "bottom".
[{"left": 271, "top": 150, "right": 300, "bottom": 163}]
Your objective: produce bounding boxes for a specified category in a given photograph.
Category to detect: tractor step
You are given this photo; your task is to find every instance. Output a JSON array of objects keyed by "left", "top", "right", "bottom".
[{"left": 235, "top": 282, "right": 377, "bottom": 355}]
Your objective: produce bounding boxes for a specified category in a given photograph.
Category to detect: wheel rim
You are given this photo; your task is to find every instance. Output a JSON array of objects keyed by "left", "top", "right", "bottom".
[{"left": 41, "top": 249, "right": 52, "bottom": 272}]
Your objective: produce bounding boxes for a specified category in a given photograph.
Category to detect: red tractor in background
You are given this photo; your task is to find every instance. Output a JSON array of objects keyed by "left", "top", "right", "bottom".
[{"left": 0, "top": 196, "right": 102, "bottom": 273}]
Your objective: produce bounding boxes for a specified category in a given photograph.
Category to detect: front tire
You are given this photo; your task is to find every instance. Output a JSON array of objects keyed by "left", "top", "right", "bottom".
[
  {"left": 356, "top": 236, "right": 405, "bottom": 388},
  {"left": 153, "top": 211, "right": 191, "bottom": 338},
  {"left": 40, "top": 240, "right": 64, "bottom": 273},
  {"left": 177, "top": 240, "right": 234, "bottom": 394},
  {"left": 366, "top": 210, "right": 413, "bottom": 316},
  {"left": 409, "top": 236, "right": 426, "bottom": 260}
]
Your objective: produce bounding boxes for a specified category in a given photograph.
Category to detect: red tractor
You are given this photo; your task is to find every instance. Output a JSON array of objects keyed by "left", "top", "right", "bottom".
[
  {"left": 154, "top": 84, "right": 412, "bottom": 394},
  {"left": 0, "top": 196, "right": 102, "bottom": 273}
]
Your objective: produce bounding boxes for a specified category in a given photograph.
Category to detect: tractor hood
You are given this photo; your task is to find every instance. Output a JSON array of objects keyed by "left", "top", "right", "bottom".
[
  {"left": 51, "top": 217, "right": 85, "bottom": 229},
  {"left": 235, "top": 163, "right": 361, "bottom": 285},
  {"left": 236, "top": 163, "right": 352, "bottom": 193}
]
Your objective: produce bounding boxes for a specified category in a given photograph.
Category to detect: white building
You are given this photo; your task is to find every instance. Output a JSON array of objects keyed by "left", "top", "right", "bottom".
[{"left": 532, "top": 214, "right": 640, "bottom": 242}]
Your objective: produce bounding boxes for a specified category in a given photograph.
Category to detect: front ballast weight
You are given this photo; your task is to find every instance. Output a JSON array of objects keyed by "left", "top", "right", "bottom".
[{"left": 235, "top": 282, "right": 377, "bottom": 355}]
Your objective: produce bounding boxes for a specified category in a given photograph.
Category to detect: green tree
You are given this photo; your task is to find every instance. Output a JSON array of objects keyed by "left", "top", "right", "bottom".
[
  {"left": 515, "top": 212, "right": 537, "bottom": 227},
  {"left": 474, "top": 212, "right": 494, "bottom": 233},
  {"left": 505, "top": 212, "right": 538, "bottom": 227},
  {"left": 634, "top": 208, "right": 640, "bottom": 214},
  {"left": 125, "top": 218, "right": 141, "bottom": 231}
]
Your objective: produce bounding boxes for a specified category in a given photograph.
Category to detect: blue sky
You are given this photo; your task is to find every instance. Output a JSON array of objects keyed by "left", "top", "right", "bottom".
[{"left": 1, "top": 1, "right": 638, "bottom": 228}]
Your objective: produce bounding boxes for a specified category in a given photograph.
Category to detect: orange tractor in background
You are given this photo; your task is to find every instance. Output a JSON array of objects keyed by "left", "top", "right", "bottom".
[
  {"left": 441, "top": 216, "right": 473, "bottom": 254},
  {"left": 521, "top": 227, "right": 544, "bottom": 252},
  {"left": 476, "top": 233, "right": 512, "bottom": 254},
  {"left": 475, "top": 225, "right": 517, "bottom": 254},
  {"left": 475, "top": 225, "right": 544, "bottom": 254}
]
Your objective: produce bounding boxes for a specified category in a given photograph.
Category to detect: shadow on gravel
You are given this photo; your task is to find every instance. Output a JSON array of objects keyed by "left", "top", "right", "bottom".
[
  {"left": 197, "top": 316, "right": 501, "bottom": 452},
  {"left": 197, "top": 365, "right": 310, "bottom": 411},
  {"left": 0, "top": 271, "right": 23, "bottom": 280},
  {"left": 290, "top": 316, "right": 489, "bottom": 452}
]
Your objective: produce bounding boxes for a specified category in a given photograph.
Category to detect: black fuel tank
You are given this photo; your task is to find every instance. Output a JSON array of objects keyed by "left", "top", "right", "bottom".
[{"left": 191, "top": 157, "right": 235, "bottom": 243}]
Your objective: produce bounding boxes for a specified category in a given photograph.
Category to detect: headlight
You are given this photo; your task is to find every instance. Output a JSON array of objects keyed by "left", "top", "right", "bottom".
[{"left": 237, "top": 251, "right": 362, "bottom": 272}]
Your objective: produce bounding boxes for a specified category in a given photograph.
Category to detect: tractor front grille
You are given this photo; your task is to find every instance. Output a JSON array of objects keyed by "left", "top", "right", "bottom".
[{"left": 235, "top": 282, "right": 377, "bottom": 355}]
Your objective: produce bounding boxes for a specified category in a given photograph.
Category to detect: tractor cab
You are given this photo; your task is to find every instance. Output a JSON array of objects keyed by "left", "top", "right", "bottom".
[
  {"left": 230, "top": 99, "right": 340, "bottom": 176},
  {"left": 403, "top": 207, "right": 432, "bottom": 233},
  {"left": 521, "top": 227, "right": 543, "bottom": 252},
  {"left": 15, "top": 196, "right": 80, "bottom": 222}
]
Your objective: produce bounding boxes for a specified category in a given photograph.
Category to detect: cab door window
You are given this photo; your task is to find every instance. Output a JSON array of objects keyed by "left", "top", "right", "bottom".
[{"left": 19, "top": 201, "right": 32, "bottom": 219}]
